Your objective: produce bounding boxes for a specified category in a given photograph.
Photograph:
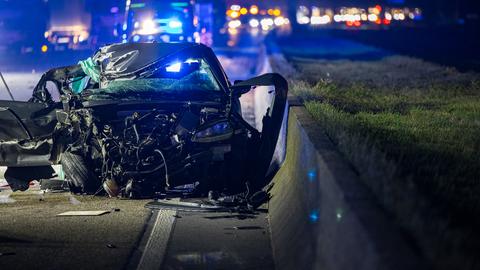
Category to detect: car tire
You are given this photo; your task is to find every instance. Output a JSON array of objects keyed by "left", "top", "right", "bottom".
[{"left": 61, "top": 152, "right": 98, "bottom": 194}]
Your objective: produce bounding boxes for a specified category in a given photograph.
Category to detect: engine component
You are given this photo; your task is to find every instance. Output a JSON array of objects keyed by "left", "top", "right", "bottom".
[
  {"left": 103, "top": 179, "right": 120, "bottom": 197},
  {"left": 56, "top": 103, "right": 250, "bottom": 198}
]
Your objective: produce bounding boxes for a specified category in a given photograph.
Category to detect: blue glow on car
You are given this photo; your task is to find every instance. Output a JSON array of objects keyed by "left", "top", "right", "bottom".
[
  {"left": 212, "top": 122, "right": 229, "bottom": 133},
  {"left": 166, "top": 62, "right": 182, "bottom": 72},
  {"left": 194, "top": 122, "right": 232, "bottom": 140}
]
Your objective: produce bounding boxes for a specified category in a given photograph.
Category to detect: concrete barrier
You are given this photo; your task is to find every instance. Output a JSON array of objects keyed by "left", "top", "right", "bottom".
[{"left": 267, "top": 106, "right": 425, "bottom": 270}]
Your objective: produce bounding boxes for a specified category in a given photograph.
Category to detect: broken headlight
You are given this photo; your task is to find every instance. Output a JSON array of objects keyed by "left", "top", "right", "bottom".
[{"left": 192, "top": 121, "right": 233, "bottom": 143}]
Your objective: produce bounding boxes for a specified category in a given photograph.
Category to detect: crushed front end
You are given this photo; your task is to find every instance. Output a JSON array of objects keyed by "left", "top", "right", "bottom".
[
  {"left": 45, "top": 43, "right": 266, "bottom": 198},
  {"left": 42, "top": 43, "right": 287, "bottom": 200},
  {"left": 55, "top": 99, "right": 258, "bottom": 198}
]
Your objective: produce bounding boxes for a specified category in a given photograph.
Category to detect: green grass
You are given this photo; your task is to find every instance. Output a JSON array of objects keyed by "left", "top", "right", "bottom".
[{"left": 298, "top": 79, "right": 480, "bottom": 214}]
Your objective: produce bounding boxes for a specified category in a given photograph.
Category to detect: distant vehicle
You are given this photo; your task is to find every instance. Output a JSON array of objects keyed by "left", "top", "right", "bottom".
[
  {"left": 124, "top": 0, "right": 197, "bottom": 43},
  {"left": 44, "top": 0, "right": 93, "bottom": 51},
  {"left": 0, "top": 42, "right": 288, "bottom": 201}
]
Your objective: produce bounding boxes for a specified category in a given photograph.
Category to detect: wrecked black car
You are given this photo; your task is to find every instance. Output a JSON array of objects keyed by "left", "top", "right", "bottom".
[{"left": 0, "top": 43, "right": 287, "bottom": 199}]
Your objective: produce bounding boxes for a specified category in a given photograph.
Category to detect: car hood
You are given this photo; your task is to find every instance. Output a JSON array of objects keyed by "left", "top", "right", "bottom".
[{"left": 79, "top": 42, "right": 204, "bottom": 83}]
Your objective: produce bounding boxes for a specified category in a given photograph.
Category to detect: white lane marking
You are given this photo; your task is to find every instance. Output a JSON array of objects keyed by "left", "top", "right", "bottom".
[{"left": 136, "top": 209, "right": 177, "bottom": 270}]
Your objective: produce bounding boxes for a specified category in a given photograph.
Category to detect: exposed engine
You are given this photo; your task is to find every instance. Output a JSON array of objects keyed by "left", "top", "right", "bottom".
[{"left": 55, "top": 103, "right": 255, "bottom": 198}]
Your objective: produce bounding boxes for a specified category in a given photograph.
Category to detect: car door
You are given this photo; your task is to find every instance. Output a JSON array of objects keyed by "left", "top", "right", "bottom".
[
  {"left": 230, "top": 73, "right": 289, "bottom": 189},
  {"left": 0, "top": 73, "right": 61, "bottom": 166}
]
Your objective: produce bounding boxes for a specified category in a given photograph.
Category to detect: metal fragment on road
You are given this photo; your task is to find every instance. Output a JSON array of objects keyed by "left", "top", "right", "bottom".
[
  {"left": 145, "top": 199, "right": 228, "bottom": 212},
  {"left": 57, "top": 210, "right": 110, "bottom": 216}
]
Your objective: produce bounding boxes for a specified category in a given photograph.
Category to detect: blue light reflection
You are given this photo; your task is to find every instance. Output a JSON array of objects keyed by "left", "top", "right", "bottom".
[
  {"left": 307, "top": 169, "right": 316, "bottom": 182},
  {"left": 309, "top": 210, "right": 319, "bottom": 223}
]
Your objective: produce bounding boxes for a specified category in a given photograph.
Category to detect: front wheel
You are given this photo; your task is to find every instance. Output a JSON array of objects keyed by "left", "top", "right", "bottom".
[{"left": 61, "top": 152, "right": 99, "bottom": 194}]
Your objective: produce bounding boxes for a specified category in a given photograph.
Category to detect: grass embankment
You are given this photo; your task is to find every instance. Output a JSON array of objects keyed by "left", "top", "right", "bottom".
[
  {"left": 303, "top": 80, "right": 480, "bottom": 211},
  {"left": 283, "top": 53, "right": 480, "bottom": 215},
  {"left": 274, "top": 41, "right": 480, "bottom": 266}
]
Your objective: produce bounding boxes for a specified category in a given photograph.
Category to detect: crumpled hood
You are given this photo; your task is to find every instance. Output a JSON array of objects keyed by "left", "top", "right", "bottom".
[{"left": 78, "top": 42, "right": 200, "bottom": 86}]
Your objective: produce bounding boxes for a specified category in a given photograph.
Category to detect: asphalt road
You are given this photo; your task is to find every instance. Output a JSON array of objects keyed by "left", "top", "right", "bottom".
[
  {"left": 0, "top": 33, "right": 274, "bottom": 270},
  {"left": 0, "top": 187, "right": 151, "bottom": 270}
]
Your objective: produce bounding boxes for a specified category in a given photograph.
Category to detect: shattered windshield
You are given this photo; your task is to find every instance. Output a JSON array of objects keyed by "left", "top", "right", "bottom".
[{"left": 83, "top": 57, "right": 222, "bottom": 100}]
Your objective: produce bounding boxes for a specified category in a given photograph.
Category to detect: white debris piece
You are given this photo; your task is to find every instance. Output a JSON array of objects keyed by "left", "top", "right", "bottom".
[{"left": 57, "top": 210, "right": 110, "bottom": 216}]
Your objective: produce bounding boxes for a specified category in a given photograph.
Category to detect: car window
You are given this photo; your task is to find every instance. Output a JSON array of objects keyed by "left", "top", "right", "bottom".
[{"left": 45, "top": 81, "right": 61, "bottom": 102}]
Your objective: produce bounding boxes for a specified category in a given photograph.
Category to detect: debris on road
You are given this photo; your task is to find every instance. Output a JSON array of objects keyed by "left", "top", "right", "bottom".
[
  {"left": 57, "top": 210, "right": 111, "bottom": 216},
  {"left": 40, "top": 179, "right": 69, "bottom": 193},
  {"left": 146, "top": 199, "right": 225, "bottom": 212},
  {"left": 68, "top": 196, "right": 81, "bottom": 205},
  {"left": 0, "top": 194, "right": 15, "bottom": 204},
  {"left": 146, "top": 190, "right": 270, "bottom": 213}
]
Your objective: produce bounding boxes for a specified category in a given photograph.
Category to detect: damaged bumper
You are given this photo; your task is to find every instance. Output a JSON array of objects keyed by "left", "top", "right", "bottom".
[{"left": 0, "top": 138, "right": 52, "bottom": 167}]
